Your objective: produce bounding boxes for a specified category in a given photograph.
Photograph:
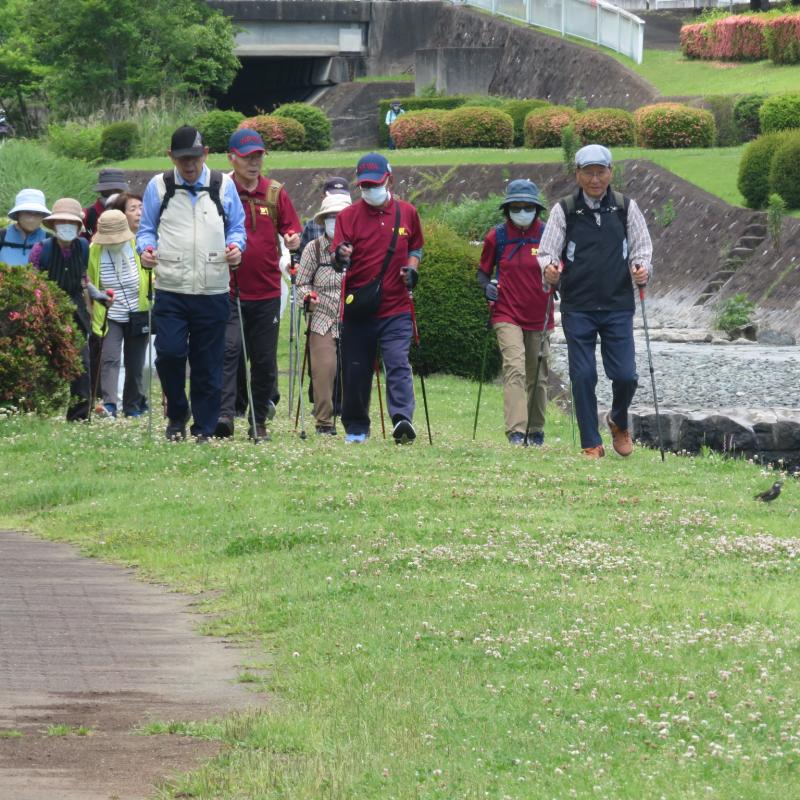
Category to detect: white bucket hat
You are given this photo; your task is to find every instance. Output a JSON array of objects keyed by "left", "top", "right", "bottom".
[
  {"left": 314, "top": 193, "right": 351, "bottom": 225},
  {"left": 8, "top": 188, "right": 50, "bottom": 220}
]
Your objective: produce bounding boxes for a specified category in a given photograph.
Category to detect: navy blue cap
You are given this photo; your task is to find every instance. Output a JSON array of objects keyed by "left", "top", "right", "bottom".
[
  {"left": 229, "top": 128, "right": 266, "bottom": 156},
  {"left": 356, "top": 153, "right": 392, "bottom": 185}
]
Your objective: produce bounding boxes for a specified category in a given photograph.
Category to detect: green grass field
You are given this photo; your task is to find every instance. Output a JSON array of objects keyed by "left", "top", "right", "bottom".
[{"left": 1, "top": 360, "right": 798, "bottom": 798}]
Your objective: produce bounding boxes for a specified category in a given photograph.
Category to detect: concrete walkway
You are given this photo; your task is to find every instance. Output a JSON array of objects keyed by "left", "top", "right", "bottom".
[{"left": 0, "top": 530, "right": 263, "bottom": 800}]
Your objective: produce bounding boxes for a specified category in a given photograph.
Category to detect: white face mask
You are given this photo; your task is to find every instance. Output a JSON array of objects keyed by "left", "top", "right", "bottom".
[
  {"left": 55, "top": 223, "right": 80, "bottom": 242},
  {"left": 509, "top": 210, "right": 536, "bottom": 229},
  {"left": 361, "top": 184, "right": 389, "bottom": 207},
  {"left": 324, "top": 217, "right": 337, "bottom": 238}
]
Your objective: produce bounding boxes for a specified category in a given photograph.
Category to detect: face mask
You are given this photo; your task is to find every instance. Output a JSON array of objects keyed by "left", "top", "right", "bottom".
[
  {"left": 361, "top": 185, "right": 389, "bottom": 207},
  {"left": 55, "top": 223, "right": 79, "bottom": 242},
  {"left": 324, "top": 218, "right": 337, "bottom": 238},
  {"left": 509, "top": 210, "right": 536, "bottom": 229}
]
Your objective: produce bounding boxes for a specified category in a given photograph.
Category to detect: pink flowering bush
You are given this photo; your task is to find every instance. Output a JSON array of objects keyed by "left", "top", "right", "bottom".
[
  {"left": 524, "top": 106, "right": 578, "bottom": 148},
  {"left": 765, "top": 16, "right": 800, "bottom": 64},
  {"left": 0, "top": 263, "right": 83, "bottom": 413},
  {"left": 237, "top": 115, "right": 306, "bottom": 151},
  {"left": 390, "top": 111, "right": 446, "bottom": 149},
  {"left": 574, "top": 108, "right": 636, "bottom": 146},
  {"left": 635, "top": 103, "right": 715, "bottom": 149},
  {"left": 439, "top": 107, "right": 514, "bottom": 149}
]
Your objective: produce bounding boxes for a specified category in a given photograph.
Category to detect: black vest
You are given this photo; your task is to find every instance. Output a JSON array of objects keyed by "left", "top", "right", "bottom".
[{"left": 558, "top": 188, "right": 633, "bottom": 313}]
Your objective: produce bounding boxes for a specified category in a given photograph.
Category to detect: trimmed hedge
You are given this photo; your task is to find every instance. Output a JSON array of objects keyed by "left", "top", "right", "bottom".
[
  {"left": 47, "top": 122, "right": 103, "bottom": 162},
  {"left": 764, "top": 15, "right": 800, "bottom": 64},
  {"left": 768, "top": 130, "right": 800, "bottom": 208},
  {"left": 100, "top": 122, "right": 139, "bottom": 161},
  {"left": 390, "top": 110, "right": 447, "bottom": 149},
  {"left": 409, "top": 222, "right": 501, "bottom": 380},
  {"left": 759, "top": 92, "right": 800, "bottom": 134},
  {"left": 500, "top": 99, "right": 550, "bottom": 146},
  {"left": 274, "top": 103, "right": 332, "bottom": 151},
  {"left": 440, "top": 107, "right": 514, "bottom": 149},
  {"left": 635, "top": 103, "right": 715, "bottom": 149},
  {"left": 524, "top": 106, "right": 578, "bottom": 148},
  {"left": 378, "top": 96, "right": 464, "bottom": 145},
  {"left": 237, "top": 115, "right": 306, "bottom": 151},
  {"left": 193, "top": 109, "right": 245, "bottom": 153},
  {"left": 737, "top": 131, "right": 792, "bottom": 208},
  {"left": 733, "top": 93, "right": 766, "bottom": 141},
  {"left": 574, "top": 108, "right": 635, "bottom": 147}
]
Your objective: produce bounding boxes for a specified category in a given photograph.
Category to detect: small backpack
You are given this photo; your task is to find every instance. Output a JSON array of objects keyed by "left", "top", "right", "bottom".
[{"left": 156, "top": 169, "right": 226, "bottom": 227}]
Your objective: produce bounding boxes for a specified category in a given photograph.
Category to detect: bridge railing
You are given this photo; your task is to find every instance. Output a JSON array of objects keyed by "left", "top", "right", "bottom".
[{"left": 461, "top": 0, "right": 645, "bottom": 64}]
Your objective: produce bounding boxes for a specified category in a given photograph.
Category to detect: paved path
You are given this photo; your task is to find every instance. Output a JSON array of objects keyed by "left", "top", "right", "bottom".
[{"left": 0, "top": 530, "right": 263, "bottom": 800}]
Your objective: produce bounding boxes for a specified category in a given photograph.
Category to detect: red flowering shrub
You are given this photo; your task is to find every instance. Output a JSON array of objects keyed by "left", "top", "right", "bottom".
[
  {"left": 0, "top": 263, "right": 83, "bottom": 413},
  {"left": 237, "top": 115, "right": 306, "bottom": 151},
  {"left": 439, "top": 107, "right": 514, "bottom": 149},
  {"left": 765, "top": 16, "right": 800, "bottom": 64},
  {"left": 390, "top": 111, "right": 446, "bottom": 149},
  {"left": 524, "top": 106, "right": 578, "bottom": 148},
  {"left": 574, "top": 108, "right": 636, "bottom": 146},
  {"left": 635, "top": 103, "right": 715, "bottom": 149},
  {"left": 680, "top": 23, "right": 709, "bottom": 59}
]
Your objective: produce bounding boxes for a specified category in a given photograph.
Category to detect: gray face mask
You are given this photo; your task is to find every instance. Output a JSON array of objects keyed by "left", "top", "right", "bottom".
[
  {"left": 509, "top": 210, "right": 536, "bottom": 229},
  {"left": 324, "top": 217, "right": 337, "bottom": 238}
]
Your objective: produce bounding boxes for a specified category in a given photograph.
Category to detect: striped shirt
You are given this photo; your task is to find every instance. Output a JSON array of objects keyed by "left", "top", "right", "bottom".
[
  {"left": 297, "top": 234, "right": 342, "bottom": 338},
  {"left": 99, "top": 243, "right": 140, "bottom": 323}
]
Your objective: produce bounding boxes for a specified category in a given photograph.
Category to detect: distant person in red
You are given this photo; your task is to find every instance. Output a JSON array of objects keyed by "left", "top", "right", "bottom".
[
  {"left": 332, "top": 152, "right": 423, "bottom": 444},
  {"left": 216, "top": 128, "right": 301, "bottom": 441},
  {"left": 83, "top": 169, "right": 130, "bottom": 239},
  {"left": 477, "top": 179, "right": 552, "bottom": 447}
]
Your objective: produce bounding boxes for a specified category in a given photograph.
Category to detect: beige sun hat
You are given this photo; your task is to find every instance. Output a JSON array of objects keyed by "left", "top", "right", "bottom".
[
  {"left": 92, "top": 210, "right": 134, "bottom": 246},
  {"left": 314, "top": 193, "right": 351, "bottom": 225},
  {"left": 43, "top": 198, "right": 84, "bottom": 231}
]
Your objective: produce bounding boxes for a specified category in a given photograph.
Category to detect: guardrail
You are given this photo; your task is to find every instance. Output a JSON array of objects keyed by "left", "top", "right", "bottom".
[{"left": 463, "top": 0, "right": 645, "bottom": 64}]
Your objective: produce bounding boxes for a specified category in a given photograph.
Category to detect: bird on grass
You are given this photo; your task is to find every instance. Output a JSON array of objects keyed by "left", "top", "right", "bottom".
[{"left": 754, "top": 481, "right": 783, "bottom": 502}]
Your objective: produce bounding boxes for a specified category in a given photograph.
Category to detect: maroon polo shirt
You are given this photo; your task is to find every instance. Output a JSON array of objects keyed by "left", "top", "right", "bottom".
[
  {"left": 333, "top": 195, "right": 423, "bottom": 319},
  {"left": 82, "top": 198, "right": 106, "bottom": 239},
  {"left": 231, "top": 175, "right": 302, "bottom": 301},
  {"left": 479, "top": 219, "right": 554, "bottom": 331}
]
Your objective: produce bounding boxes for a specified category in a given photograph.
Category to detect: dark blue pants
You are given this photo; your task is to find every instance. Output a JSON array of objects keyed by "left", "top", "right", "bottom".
[
  {"left": 561, "top": 310, "right": 638, "bottom": 449},
  {"left": 153, "top": 290, "right": 229, "bottom": 436},
  {"left": 341, "top": 313, "right": 414, "bottom": 435}
]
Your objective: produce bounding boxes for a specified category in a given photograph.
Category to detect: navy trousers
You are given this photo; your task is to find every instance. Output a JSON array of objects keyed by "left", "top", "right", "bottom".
[
  {"left": 340, "top": 312, "right": 414, "bottom": 436},
  {"left": 153, "top": 290, "right": 229, "bottom": 436},
  {"left": 561, "top": 309, "right": 638, "bottom": 449}
]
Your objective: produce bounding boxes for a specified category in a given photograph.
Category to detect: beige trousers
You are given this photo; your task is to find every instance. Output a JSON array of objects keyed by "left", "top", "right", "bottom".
[
  {"left": 494, "top": 322, "right": 549, "bottom": 436},
  {"left": 309, "top": 330, "right": 337, "bottom": 427}
]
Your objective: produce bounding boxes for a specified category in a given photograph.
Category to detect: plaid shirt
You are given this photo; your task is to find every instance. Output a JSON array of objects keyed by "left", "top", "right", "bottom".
[{"left": 297, "top": 234, "right": 341, "bottom": 338}]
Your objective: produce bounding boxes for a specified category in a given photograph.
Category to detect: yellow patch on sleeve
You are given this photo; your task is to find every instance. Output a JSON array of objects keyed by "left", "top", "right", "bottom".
[
  {"left": 398, "top": 227, "right": 408, "bottom": 236},
  {"left": 531, "top": 247, "right": 539, "bottom": 256},
  {"left": 260, "top": 207, "right": 269, "bottom": 215}
]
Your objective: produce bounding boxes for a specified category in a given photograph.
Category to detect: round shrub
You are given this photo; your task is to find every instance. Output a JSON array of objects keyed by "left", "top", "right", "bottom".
[
  {"left": 409, "top": 222, "right": 501, "bottom": 380},
  {"left": 574, "top": 108, "right": 635, "bottom": 146},
  {"left": 440, "top": 194, "right": 505, "bottom": 241},
  {"left": 768, "top": 130, "right": 800, "bottom": 209},
  {"left": 737, "top": 131, "right": 792, "bottom": 208},
  {"left": 194, "top": 109, "right": 245, "bottom": 152},
  {"left": 390, "top": 110, "right": 446, "bottom": 149},
  {"left": 759, "top": 93, "right": 800, "bottom": 134},
  {"left": 274, "top": 103, "right": 332, "bottom": 151},
  {"left": 634, "top": 103, "right": 715, "bottom": 148},
  {"left": 499, "top": 99, "right": 550, "bottom": 146},
  {"left": 0, "top": 264, "right": 83, "bottom": 413},
  {"left": 439, "top": 107, "right": 514, "bottom": 149},
  {"left": 100, "top": 122, "right": 139, "bottom": 161},
  {"left": 524, "top": 106, "right": 578, "bottom": 148},
  {"left": 237, "top": 115, "right": 305, "bottom": 151},
  {"left": 47, "top": 122, "right": 103, "bottom": 162},
  {"left": 733, "top": 93, "right": 766, "bottom": 142}
]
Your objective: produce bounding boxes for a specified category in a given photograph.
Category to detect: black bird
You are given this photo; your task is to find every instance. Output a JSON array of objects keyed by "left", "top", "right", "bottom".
[{"left": 754, "top": 481, "right": 783, "bottom": 502}]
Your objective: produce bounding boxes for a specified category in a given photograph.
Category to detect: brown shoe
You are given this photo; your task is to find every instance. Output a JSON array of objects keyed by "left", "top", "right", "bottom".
[
  {"left": 582, "top": 445, "right": 605, "bottom": 459},
  {"left": 606, "top": 413, "right": 633, "bottom": 457}
]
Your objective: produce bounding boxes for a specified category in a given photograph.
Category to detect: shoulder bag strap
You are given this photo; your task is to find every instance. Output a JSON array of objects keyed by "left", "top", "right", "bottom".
[{"left": 377, "top": 203, "right": 402, "bottom": 281}]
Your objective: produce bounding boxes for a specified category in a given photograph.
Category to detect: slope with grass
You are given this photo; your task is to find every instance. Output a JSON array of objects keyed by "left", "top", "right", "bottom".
[{"left": 1, "top": 373, "right": 797, "bottom": 799}]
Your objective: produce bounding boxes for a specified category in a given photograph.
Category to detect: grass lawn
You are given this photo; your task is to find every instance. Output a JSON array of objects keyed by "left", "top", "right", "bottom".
[{"left": 1, "top": 357, "right": 798, "bottom": 798}]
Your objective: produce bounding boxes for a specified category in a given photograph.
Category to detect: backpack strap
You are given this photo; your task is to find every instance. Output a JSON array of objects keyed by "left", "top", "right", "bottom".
[
  {"left": 493, "top": 222, "right": 507, "bottom": 279},
  {"left": 0, "top": 228, "right": 5, "bottom": 248},
  {"left": 156, "top": 170, "right": 227, "bottom": 228},
  {"left": 207, "top": 169, "right": 226, "bottom": 225},
  {"left": 156, "top": 171, "right": 177, "bottom": 228},
  {"left": 560, "top": 190, "right": 628, "bottom": 228},
  {"left": 40, "top": 236, "right": 54, "bottom": 268}
]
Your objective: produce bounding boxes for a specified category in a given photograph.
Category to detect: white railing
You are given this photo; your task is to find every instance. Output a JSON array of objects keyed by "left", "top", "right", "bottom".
[{"left": 463, "top": 0, "right": 645, "bottom": 64}]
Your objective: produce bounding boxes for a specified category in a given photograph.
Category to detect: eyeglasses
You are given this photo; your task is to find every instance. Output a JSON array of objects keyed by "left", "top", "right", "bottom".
[
  {"left": 507, "top": 204, "right": 537, "bottom": 212},
  {"left": 578, "top": 167, "right": 610, "bottom": 179}
]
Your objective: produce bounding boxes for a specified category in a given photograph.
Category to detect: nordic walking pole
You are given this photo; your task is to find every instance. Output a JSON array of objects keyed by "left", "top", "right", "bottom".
[
  {"left": 525, "top": 286, "right": 556, "bottom": 444},
  {"left": 294, "top": 295, "right": 315, "bottom": 439},
  {"left": 146, "top": 269, "right": 155, "bottom": 440},
  {"left": 407, "top": 289, "right": 433, "bottom": 445},
  {"left": 472, "top": 278, "right": 497, "bottom": 440},
  {"left": 232, "top": 266, "right": 259, "bottom": 444},
  {"left": 638, "top": 284, "right": 665, "bottom": 462},
  {"left": 89, "top": 290, "right": 114, "bottom": 422},
  {"left": 332, "top": 253, "right": 349, "bottom": 435},
  {"left": 287, "top": 252, "right": 300, "bottom": 417},
  {"left": 374, "top": 354, "right": 386, "bottom": 439}
]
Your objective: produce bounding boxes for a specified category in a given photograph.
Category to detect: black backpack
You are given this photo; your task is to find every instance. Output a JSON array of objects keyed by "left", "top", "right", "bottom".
[{"left": 156, "top": 170, "right": 226, "bottom": 227}]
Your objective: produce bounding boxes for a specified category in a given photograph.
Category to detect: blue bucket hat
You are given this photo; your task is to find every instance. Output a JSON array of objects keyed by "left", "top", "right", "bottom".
[{"left": 500, "top": 179, "right": 546, "bottom": 210}]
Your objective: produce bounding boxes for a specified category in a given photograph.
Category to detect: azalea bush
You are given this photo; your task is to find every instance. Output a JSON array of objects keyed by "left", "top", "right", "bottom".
[
  {"left": 574, "top": 108, "right": 636, "bottom": 146},
  {"left": 390, "top": 110, "right": 446, "bottom": 149},
  {"left": 635, "top": 103, "right": 715, "bottom": 149},
  {"left": 524, "top": 106, "right": 578, "bottom": 148},
  {"left": 237, "top": 115, "right": 306, "bottom": 151},
  {"left": 0, "top": 264, "right": 83, "bottom": 413},
  {"left": 439, "top": 107, "right": 514, "bottom": 149}
]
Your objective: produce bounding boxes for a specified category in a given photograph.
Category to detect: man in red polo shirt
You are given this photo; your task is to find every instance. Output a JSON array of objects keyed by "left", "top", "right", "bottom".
[
  {"left": 216, "top": 128, "right": 301, "bottom": 440},
  {"left": 332, "top": 153, "right": 423, "bottom": 444}
]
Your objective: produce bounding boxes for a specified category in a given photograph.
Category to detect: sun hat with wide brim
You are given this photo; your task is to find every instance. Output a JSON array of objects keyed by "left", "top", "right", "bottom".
[
  {"left": 8, "top": 188, "right": 50, "bottom": 220},
  {"left": 94, "top": 168, "right": 129, "bottom": 194},
  {"left": 43, "top": 198, "right": 85, "bottom": 231},
  {"left": 92, "top": 210, "right": 134, "bottom": 246},
  {"left": 314, "top": 193, "right": 352, "bottom": 224},
  {"left": 499, "top": 179, "right": 547, "bottom": 210}
]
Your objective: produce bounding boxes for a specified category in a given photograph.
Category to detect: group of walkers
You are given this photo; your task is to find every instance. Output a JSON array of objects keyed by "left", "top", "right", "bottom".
[{"left": 2, "top": 123, "right": 653, "bottom": 458}]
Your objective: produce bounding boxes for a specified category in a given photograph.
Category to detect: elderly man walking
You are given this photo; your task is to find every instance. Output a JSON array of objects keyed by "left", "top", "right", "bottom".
[
  {"left": 537, "top": 144, "right": 653, "bottom": 459},
  {"left": 137, "top": 126, "right": 246, "bottom": 443}
]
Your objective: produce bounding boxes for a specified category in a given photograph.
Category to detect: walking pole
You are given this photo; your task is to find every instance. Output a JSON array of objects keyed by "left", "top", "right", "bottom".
[
  {"left": 332, "top": 255, "right": 349, "bottom": 435},
  {"left": 89, "top": 291, "right": 114, "bottom": 422},
  {"left": 294, "top": 297, "right": 314, "bottom": 440},
  {"left": 374, "top": 354, "right": 386, "bottom": 439},
  {"left": 524, "top": 287, "right": 556, "bottom": 444},
  {"left": 407, "top": 289, "right": 433, "bottom": 445},
  {"left": 638, "top": 284, "right": 665, "bottom": 462},
  {"left": 287, "top": 253, "right": 300, "bottom": 417},
  {"left": 472, "top": 278, "right": 497, "bottom": 440},
  {"left": 232, "top": 268, "right": 259, "bottom": 444},
  {"left": 569, "top": 381, "right": 576, "bottom": 447},
  {"left": 146, "top": 269, "right": 154, "bottom": 440}
]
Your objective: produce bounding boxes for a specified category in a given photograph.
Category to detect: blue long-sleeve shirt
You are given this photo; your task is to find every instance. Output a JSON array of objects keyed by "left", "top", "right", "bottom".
[{"left": 136, "top": 165, "right": 246, "bottom": 254}]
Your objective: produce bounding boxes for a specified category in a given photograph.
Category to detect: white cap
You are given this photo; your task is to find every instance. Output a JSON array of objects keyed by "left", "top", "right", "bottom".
[{"left": 575, "top": 144, "right": 612, "bottom": 169}]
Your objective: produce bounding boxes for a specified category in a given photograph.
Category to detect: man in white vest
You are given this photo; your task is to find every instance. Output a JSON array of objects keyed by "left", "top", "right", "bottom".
[{"left": 137, "top": 126, "right": 246, "bottom": 442}]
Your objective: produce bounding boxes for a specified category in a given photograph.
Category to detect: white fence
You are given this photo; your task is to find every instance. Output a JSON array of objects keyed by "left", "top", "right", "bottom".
[{"left": 464, "top": 0, "right": 645, "bottom": 64}]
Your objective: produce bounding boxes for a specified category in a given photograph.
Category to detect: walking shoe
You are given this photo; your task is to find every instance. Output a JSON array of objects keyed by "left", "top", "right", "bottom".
[
  {"left": 194, "top": 434, "right": 212, "bottom": 445},
  {"left": 265, "top": 399, "right": 276, "bottom": 421},
  {"left": 507, "top": 432, "right": 527, "bottom": 446},
  {"left": 316, "top": 425, "right": 337, "bottom": 436},
  {"left": 582, "top": 444, "right": 606, "bottom": 459},
  {"left": 215, "top": 415, "right": 234, "bottom": 438},
  {"left": 124, "top": 409, "right": 143, "bottom": 418},
  {"left": 527, "top": 431, "right": 545, "bottom": 447},
  {"left": 392, "top": 417, "right": 416, "bottom": 445},
  {"left": 165, "top": 411, "right": 190, "bottom": 441},
  {"left": 248, "top": 423, "right": 270, "bottom": 442},
  {"left": 345, "top": 432, "right": 367, "bottom": 444},
  {"left": 606, "top": 413, "right": 633, "bottom": 457}
]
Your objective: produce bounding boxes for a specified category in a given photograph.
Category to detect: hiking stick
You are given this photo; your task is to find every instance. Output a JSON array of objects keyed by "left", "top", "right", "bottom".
[
  {"left": 472, "top": 279, "right": 497, "bottom": 441},
  {"left": 146, "top": 270, "right": 154, "bottom": 440},
  {"left": 638, "top": 285, "right": 665, "bottom": 462},
  {"left": 375, "top": 354, "right": 386, "bottom": 439},
  {"left": 408, "top": 290, "right": 432, "bottom": 445},
  {"left": 287, "top": 259, "right": 298, "bottom": 417},
  {"left": 232, "top": 270, "right": 259, "bottom": 444},
  {"left": 332, "top": 258, "right": 349, "bottom": 435},
  {"left": 294, "top": 309, "right": 311, "bottom": 439},
  {"left": 89, "top": 293, "right": 113, "bottom": 422}
]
